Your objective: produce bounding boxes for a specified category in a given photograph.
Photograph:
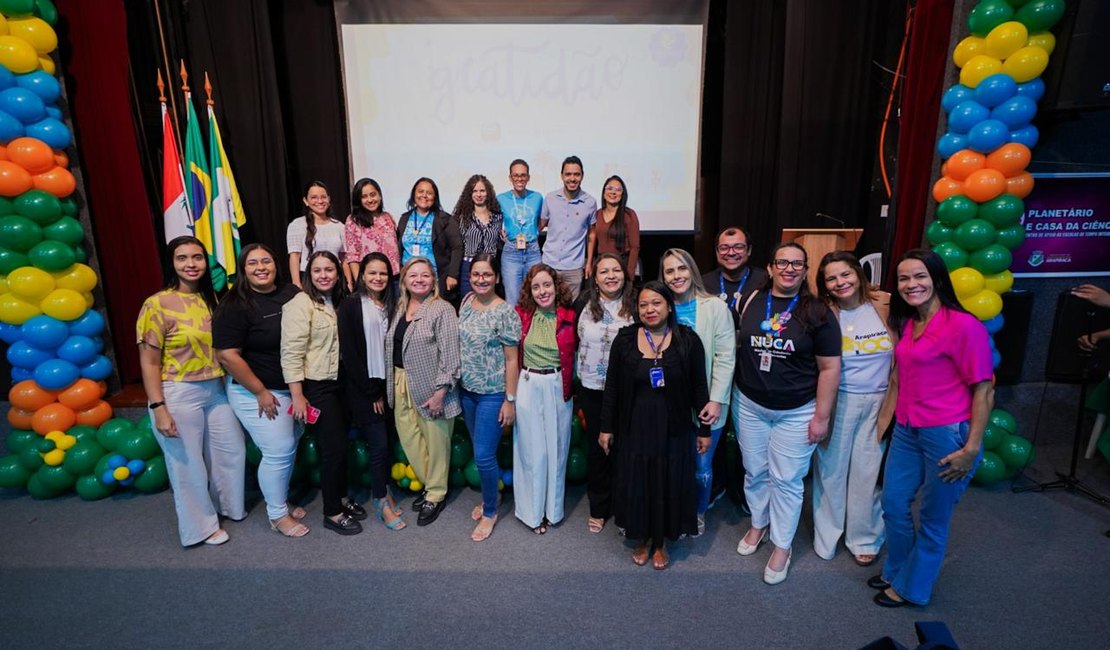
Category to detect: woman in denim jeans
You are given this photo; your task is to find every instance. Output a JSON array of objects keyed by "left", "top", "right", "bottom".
[{"left": 870, "top": 249, "right": 993, "bottom": 607}]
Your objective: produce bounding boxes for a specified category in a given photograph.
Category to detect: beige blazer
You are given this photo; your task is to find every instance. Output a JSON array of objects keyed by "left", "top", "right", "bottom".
[{"left": 280, "top": 292, "right": 339, "bottom": 382}]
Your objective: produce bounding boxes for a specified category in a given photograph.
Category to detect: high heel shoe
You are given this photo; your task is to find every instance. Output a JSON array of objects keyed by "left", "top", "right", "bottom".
[
  {"left": 763, "top": 552, "right": 791, "bottom": 585},
  {"left": 736, "top": 529, "right": 768, "bottom": 556},
  {"left": 373, "top": 497, "right": 406, "bottom": 531}
]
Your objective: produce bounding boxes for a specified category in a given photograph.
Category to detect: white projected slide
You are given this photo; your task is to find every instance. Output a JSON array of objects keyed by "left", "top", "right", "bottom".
[{"left": 340, "top": 24, "right": 703, "bottom": 232}]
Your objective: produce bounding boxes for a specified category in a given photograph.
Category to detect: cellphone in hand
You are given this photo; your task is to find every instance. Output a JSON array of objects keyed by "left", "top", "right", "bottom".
[{"left": 287, "top": 403, "right": 321, "bottom": 424}]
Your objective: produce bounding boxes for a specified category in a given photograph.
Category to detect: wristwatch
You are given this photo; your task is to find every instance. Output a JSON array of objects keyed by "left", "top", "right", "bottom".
[
  {"left": 149, "top": 401, "right": 166, "bottom": 410},
  {"left": 505, "top": 394, "right": 516, "bottom": 403}
]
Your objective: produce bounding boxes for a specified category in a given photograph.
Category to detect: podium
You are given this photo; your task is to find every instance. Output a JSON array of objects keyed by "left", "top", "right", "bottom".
[{"left": 781, "top": 228, "right": 863, "bottom": 293}]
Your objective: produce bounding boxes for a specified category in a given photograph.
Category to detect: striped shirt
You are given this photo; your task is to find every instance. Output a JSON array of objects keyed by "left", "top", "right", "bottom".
[{"left": 460, "top": 212, "right": 504, "bottom": 258}]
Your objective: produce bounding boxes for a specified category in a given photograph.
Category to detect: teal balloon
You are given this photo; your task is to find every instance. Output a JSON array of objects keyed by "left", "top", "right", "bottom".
[
  {"left": 463, "top": 459, "right": 481, "bottom": 489},
  {"left": 42, "top": 216, "right": 85, "bottom": 247},
  {"left": 926, "top": 221, "right": 955, "bottom": 246},
  {"left": 0, "top": 455, "right": 31, "bottom": 488},
  {"left": 982, "top": 423, "right": 1006, "bottom": 451},
  {"left": 26, "top": 473, "right": 63, "bottom": 499},
  {"left": 96, "top": 418, "right": 133, "bottom": 452},
  {"left": 953, "top": 219, "right": 997, "bottom": 251},
  {"left": 968, "top": 0, "right": 1015, "bottom": 36},
  {"left": 995, "top": 224, "right": 1026, "bottom": 250},
  {"left": 4, "top": 429, "right": 38, "bottom": 453},
  {"left": 133, "top": 455, "right": 168, "bottom": 493},
  {"left": 936, "top": 195, "right": 978, "bottom": 227},
  {"left": 978, "top": 194, "right": 1024, "bottom": 228},
  {"left": 968, "top": 244, "right": 1012, "bottom": 275},
  {"left": 989, "top": 408, "right": 1018, "bottom": 434},
  {"left": 13, "top": 190, "right": 61, "bottom": 225},
  {"left": 997, "top": 435, "right": 1033, "bottom": 469},
  {"left": 17, "top": 446, "right": 43, "bottom": 471},
  {"left": 62, "top": 439, "right": 106, "bottom": 475},
  {"left": 1016, "top": 0, "right": 1065, "bottom": 32},
  {"left": 566, "top": 448, "right": 588, "bottom": 483},
  {"left": 75, "top": 474, "right": 115, "bottom": 501},
  {"left": 450, "top": 437, "right": 473, "bottom": 468},
  {"left": 933, "top": 242, "right": 969, "bottom": 272},
  {"left": 34, "top": 0, "right": 59, "bottom": 25},
  {"left": 0, "top": 246, "right": 30, "bottom": 274},
  {"left": 35, "top": 464, "right": 76, "bottom": 492},
  {"left": 28, "top": 240, "right": 76, "bottom": 271},
  {"left": 448, "top": 465, "right": 467, "bottom": 488},
  {"left": 0, "top": 215, "right": 43, "bottom": 252},
  {"left": 67, "top": 424, "right": 97, "bottom": 443},
  {"left": 972, "top": 451, "right": 1007, "bottom": 485}
]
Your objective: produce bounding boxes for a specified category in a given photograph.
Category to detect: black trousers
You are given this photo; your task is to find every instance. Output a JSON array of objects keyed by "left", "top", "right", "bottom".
[
  {"left": 303, "top": 379, "right": 347, "bottom": 517},
  {"left": 578, "top": 387, "right": 613, "bottom": 520},
  {"left": 354, "top": 411, "right": 390, "bottom": 500}
]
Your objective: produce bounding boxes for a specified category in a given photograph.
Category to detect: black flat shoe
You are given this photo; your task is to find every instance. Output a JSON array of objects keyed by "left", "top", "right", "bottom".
[
  {"left": 412, "top": 491, "right": 427, "bottom": 510},
  {"left": 873, "top": 590, "right": 909, "bottom": 608},
  {"left": 417, "top": 499, "right": 445, "bottom": 526},
  {"left": 867, "top": 575, "right": 891, "bottom": 590},
  {"left": 324, "top": 514, "right": 363, "bottom": 535},
  {"left": 342, "top": 500, "right": 368, "bottom": 521}
]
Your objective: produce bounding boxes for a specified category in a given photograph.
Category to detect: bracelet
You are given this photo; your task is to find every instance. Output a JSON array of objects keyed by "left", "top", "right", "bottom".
[{"left": 149, "top": 401, "right": 166, "bottom": 410}]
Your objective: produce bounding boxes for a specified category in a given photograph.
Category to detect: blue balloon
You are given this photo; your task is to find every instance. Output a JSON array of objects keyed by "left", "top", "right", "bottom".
[
  {"left": 0, "top": 66, "right": 14, "bottom": 91},
  {"left": 21, "top": 314, "right": 69, "bottom": 348},
  {"left": 942, "top": 84, "right": 974, "bottom": 113},
  {"left": 91, "top": 335, "right": 104, "bottom": 353},
  {"left": 0, "top": 321, "right": 23, "bottom": 344},
  {"left": 126, "top": 459, "right": 146, "bottom": 475},
  {"left": 68, "top": 309, "right": 106, "bottom": 337},
  {"left": 948, "top": 100, "right": 991, "bottom": 134},
  {"left": 24, "top": 117, "right": 71, "bottom": 149},
  {"left": 1009, "top": 124, "right": 1040, "bottom": 148},
  {"left": 57, "top": 335, "right": 98, "bottom": 365},
  {"left": 501, "top": 468, "right": 513, "bottom": 487},
  {"left": 34, "top": 358, "right": 80, "bottom": 390},
  {"left": 974, "top": 73, "right": 1018, "bottom": 108},
  {"left": 0, "top": 108, "right": 24, "bottom": 142},
  {"left": 983, "top": 314, "right": 1005, "bottom": 334},
  {"left": 967, "top": 119, "right": 1009, "bottom": 153},
  {"left": 45, "top": 106, "right": 61, "bottom": 120},
  {"left": 108, "top": 454, "right": 127, "bottom": 469},
  {"left": 992, "top": 349, "right": 1002, "bottom": 368},
  {"left": 80, "top": 355, "right": 113, "bottom": 381},
  {"left": 101, "top": 470, "right": 116, "bottom": 485},
  {"left": 1015, "top": 78, "right": 1045, "bottom": 102},
  {"left": 0, "top": 87, "right": 46, "bottom": 124},
  {"left": 6, "top": 341, "right": 55, "bottom": 369},
  {"left": 937, "top": 132, "right": 967, "bottom": 160},
  {"left": 15, "top": 71, "right": 61, "bottom": 103},
  {"left": 11, "top": 367, "right": 34, "bottom": 382},
  {"left": 991, "top": 95, "right": 1037, "bottom": 129},
  {"left": 120, "top": 477, "right": 135, "bottom": 487}
]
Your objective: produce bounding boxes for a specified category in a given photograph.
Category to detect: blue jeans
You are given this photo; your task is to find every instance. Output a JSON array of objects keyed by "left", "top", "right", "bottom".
[
  {"left": 500, "top": 241, "right": 540, "bottom": 306},
  {"left": 881, "top": 420, "right": 981, "bottom": 605},
  {"left": 695, "top": 425, "right": 725, "bottom": 515},
  {"left": 226, "top": 381, "right": 300, "bottom": 521},
  {"left": 460, "top": 388, "right": 505, "bottom": 517},
  {"left": 459, "top": 259, "right": 473, "bottom": 299}
]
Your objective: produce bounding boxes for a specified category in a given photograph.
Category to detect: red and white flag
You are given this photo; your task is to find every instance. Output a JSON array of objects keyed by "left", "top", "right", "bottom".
[{"left": 162, "top": 101, "right": 193, "bottom": 242}]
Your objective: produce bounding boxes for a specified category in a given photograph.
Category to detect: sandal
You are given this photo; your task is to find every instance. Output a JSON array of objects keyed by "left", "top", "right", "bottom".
[
  {"left": 373, "top": 498, "right": 406, "bottom": 531},
  {"left": 854, "top": 554, "right": 877, "bottom": 567},
  {"left": 651, "top": 546, "right": 669, "bottom": 571},
  {"left": 532, "top": 519, "right": 549, "bottom": 535},
  {"left": 471, "top": 504, "right": 484, "bottom": 521},
  {"left": 270, "top": 516, "right": 309, "bottom": 538},
  {"left": 632, "top": 543, "right": 649, "bottom": 566},
  {"left": 287, "top": 504, "right": 307, "bottom": 520},
  {"left": 471, "top": 514, "right": 498, "bottom": 542},
  {"left": 587, "top": 517, "right": 606, "bottom": 534}
]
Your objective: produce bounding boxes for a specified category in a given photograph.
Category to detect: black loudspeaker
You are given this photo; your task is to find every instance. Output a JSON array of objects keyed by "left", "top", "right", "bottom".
[
  {"left": 994, "top": 290, "right": 1033, "bottom": 385},
  {"left": 1045, "top": 290, "right": 1110, "bottom": 383}
]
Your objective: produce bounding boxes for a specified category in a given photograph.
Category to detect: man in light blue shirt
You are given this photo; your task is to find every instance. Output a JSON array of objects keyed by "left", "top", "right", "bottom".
[
  {"left": 497, "top": 158, "right": 543, "bottom": 306},
  {"left": 540, "top": 155, "right": 596, "bottom": 301}
]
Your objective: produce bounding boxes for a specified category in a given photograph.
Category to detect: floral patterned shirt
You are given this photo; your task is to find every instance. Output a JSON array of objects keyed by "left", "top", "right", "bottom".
[
  {"left": 459, "top": 296, "right": 521, "bottom": 394},
  {"left": 576, "top": 297, "right": 634, "bottom": 390},
  {"left": 344, "top": 212, "right": 401, "bottom": 274}
]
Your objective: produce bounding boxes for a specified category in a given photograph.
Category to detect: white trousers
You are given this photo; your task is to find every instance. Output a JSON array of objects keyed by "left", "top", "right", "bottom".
[
  {"left": 812, "top": 390, "right": 886, "bottom": 559},
  {"left": 513, "top": 370, "right": 573, "bottom": 528}
]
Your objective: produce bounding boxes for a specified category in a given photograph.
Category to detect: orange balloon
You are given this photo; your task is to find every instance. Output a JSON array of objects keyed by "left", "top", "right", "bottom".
[
  {"left": 0, "top": 160, "right": 33, "bottom": 196},
  {"left": 945, "top": 149, "right": 987, "bottom": 182},
  {"left": 7, "top": 406, "right": 36, "bottom": 429},
  {"left": 964, "top": 168, "right": 1007, "bottom": 202},
  {"left": 74, "top": 400, "right": 113, "bottom": 428},
  {"left": 0, "top": 144, "right": 7, "bottom": 161},
  {"left": 6, "top": 136, "right": 55, "bottom": 174},
  {"left": 1006, "top": 172, "right": 1035, "bottom": 198},
  {"left": 97, "top": 381, "right": 108, "bottom": 397},
  {"left": 940, "top": 161, "right": 948, "bottom": 177},
  {"left": 54, "top": 151, "right": 68, "bottom": 168},
  {"left": 32, "top": 165, "right": 76, "bottom": 198},
  {"left": 31, "top": 402, "right": 76, "bottom": 435},
  {"left": 986, "top": 143, "right": 1032, "bottom": 177},
  {"left": 932, "top": 176, "right": 964, "bottom": 203},
  {"left": 8, "top": 379, "right": 57, "bottom": 411},
  {"left": 57, "top": 378, "right": 103, "bottom": 411}
]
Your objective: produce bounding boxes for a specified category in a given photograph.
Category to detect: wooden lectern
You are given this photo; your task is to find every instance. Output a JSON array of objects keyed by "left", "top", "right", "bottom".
[{"left": 781, "top": 228, "right": 863, "bottom": 293}]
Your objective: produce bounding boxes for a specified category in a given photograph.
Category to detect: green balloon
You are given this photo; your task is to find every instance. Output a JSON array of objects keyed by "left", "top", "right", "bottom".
[
  {"left": 5, "top": 429, "right": 39, "bottom": 454},
  {"left": 75, "top": 474, "right": 115, "bottom": 501},
  {"left": 34, "top": 0, "right": 59, "bottom": 24},
  {"left": 93, "top": 453, "right": 113, "bottom": 480},
  {"left": 982, "top": 423, "right": 1006, "bottom": 451},
  {"left": 348, "top": 439, "right": 370, "bottom": 472},
  {"left": 463, "top": 459, "right": 481, "bottom": 489},
  {"left": 35, "top": 464, "right": 76, "bottom": 492},
  {"left": 14, "top": 190, "right": 62, "bottom": 226},
  {"left": 448, "top": 466, "right": 467, "bottom": 488},
  {"left": 995, "top": 224, "right": 1026, "bottom": 250},
  {"left": 450, "top": 437, "right": 473, "bottom": 468},
  {"left": 118, "top": 429, "right": 161, "bottom": 460},
  {"left": 0, "top": 246, "right": 31, "bottom": 274},
  {"left": 96, "top": 418, "right": 133, "bottom": 452},
  {"left": 28, "top": 240, "right": 77, "bottom": 272},
  {"left": 968, "top": 0, "right": 1015, "bottom": 36},
  {"left": 392, "top": 439, "right": 407, "bottom": 464},
  {"left": 134, "top": 455, "right": 169, "bottom": 493},
  {"left": 936, "top": 195, "right": 978, "bottom": 227},
  {"left": 17, "top": 446, "right": 44, "bottom": 471},
  {"left": 67, "top": 425, "right": 98, "bottom": 443},
  {"left": 245, "top": 439, "right": 262, "bottom": 466},
  {"left": 926, "top": 220, "right": 954, "bottom": 246},
  {"left": 497, "top": 435, "right": 513, "bottom": 468},
  {"left": 73, "top": 244, "right": 87, "bottom": 264},
  {"left": 0, "top": 215, "right": 44, "bottom": 252},
  {"left": 0, "top": 196, "right": 14, "bottom": 215},
  {"left": 1016, "top": 0, "right": 1065, "bottom": 32},
  {"left": 136, "top": 414, "right": 152, "bottom": 431},
  {"left": 997, "top": 434, "right": 1033, "bottom": 469},
  {"left": 60, "top": 198, "right": 78, "bottom": 217},
  {"left": 954, "top": 219, "right": 997, "bottom": 252},
  {"left": 566, "top": 448, "right": 588, "bottom": 483},
  {"left": 933, "top": 242, "right": 969, "bottom": 272},
  {"left": 0, "top": 455, "right": 32, "bottom": 488},
  {"left": 972, "top": 451, "right": 1007, "bottom": 485},
  {"left": 42, "top": 217, "right": 86, "bottom": 247},
  {"left": 62, "top": 440, "right": 107, "bottom": 475},
  {"left": 309, "top": 466, "right": 321, "bottom": 487},
  {"left": 399, "top": 476, "right": 411, "bottom": 489},
  {"left": 989, "top": 408, "right": 1018, "bottom": 434},
  {"left": 27, "top": 473, "right": 63, "bottom": 499},
  {"left": 0, "top": 1, "right": 35, "bottom": 16},
  {"left": 299, "top": 434, "right": 320, "bottom": 466},
  {"left": 968, "top": 244, "right": 1012, "bottom": 275},
  {"left": 978, "top": 194, "right": 1024, "bottom": 228}
]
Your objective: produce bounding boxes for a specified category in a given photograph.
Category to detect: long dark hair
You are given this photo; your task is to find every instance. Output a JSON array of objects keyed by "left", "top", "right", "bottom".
[
  {"left": 406, "top": 177, "right": 442, "bottom": 214},
  {"left": 163, "top": 235, "right": 217, "bottom": 310},
  {"left": 816, "top": 250, "right": 876, "bottom": 308},
  {"left": 585, "top": 252, "right": 635, "bottom": 322},
  {"left": 889, "top": 248, "right": 967, "bottom": 333},
  {"left": 350, "top": 178, "right": 384, "bottom": 229},
  {"left": 453, "top": 174, "right": 502, "bottom": 229},
  {"left": 301, "top": 250, "right": 346, "bottom": 305},
  {"left": 217, "top": 243, "right": 284, "bottom": 314},
  {"left": 355, "top": 251, "right": 396, "bottom": 323},
  {"left": 760, "top": 242, "right": 827, "bottom": 332},
  {"left": 601, "top": 175, "right": 629, "bottom": 253},
  {"left": 301, "top": 180, "right": 335, "bottom": 257},
  {"left": 637, "top": 280, "right": 679, "bottom": 331}
]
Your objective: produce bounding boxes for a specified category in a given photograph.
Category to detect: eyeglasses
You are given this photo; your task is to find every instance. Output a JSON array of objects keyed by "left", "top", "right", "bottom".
[
  {"left": 603, "top": 186, "right": 623, "bottom": 192},
  {"left": 772, "top": 259, "right": 807, "bottom": 271},
  {"left": 717, "top": 244, "right": 749, "bottom": 253},
  {"left": 510, "top": 173, "right": 529, "bottom": 180},
  {"left": 470, "top": 271, "right": 496, "bottom": 279}
]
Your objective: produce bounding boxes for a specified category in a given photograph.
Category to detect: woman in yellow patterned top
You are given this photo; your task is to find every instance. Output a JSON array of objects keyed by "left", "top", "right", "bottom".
[{"left": 137, "top": 236, "right": 246, "bottom": 547}]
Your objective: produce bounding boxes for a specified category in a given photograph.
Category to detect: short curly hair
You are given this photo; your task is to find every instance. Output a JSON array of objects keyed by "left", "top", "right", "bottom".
[{"left": 517, "top": 263, "right": 574, "bottom": 312}]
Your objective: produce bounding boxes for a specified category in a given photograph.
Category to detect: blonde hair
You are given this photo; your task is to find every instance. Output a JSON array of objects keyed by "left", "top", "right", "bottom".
[
  {"left": 659, "top": 248, "right": 711, "bottom": 299},
  {"left": 396, "top": 256, "right": 440, "bottom": 316}
]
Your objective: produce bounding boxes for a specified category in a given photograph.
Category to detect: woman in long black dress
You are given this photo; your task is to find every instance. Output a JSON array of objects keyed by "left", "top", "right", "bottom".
[{"left": 599, "top": 281, "right": 711, "bottom": 570}]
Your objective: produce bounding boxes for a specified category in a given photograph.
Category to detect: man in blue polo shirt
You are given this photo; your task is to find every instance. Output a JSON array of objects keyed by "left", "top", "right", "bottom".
[
  {"left": 540, "top": 155, "right": 596, "bottom": 301},
  {"left": 498, "top": 158, "right": 543, "bottom": 306}
]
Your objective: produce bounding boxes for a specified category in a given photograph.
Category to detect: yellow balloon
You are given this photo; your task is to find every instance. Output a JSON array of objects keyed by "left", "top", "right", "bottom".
[
  {"left": 1002, "top": 46, "right": 1048, "bottom": 84},
  {"left": 39, "top": 288, "right": 88, "bottom": 321},
  {"left": 38, "top": 55, "right": 53, "bottom": 75},
  {"left": 45, "top": 430, "right": 64, "bottom": 443},
  {"left": 983, "top": 270, "right": 1014, "bottom": 294},
  {"left": 404, "top": 464, "right": 416, "bottom": 481},
  {"left": 408, "top": 478, "right": 423, "bottom": 492},
  {"left": 0, "top": 274, "right": 7, "bottom": 294},
  {"left": 950, "top": 267, "right": 985, "bottom": 300},
  {"left": 113, "top": 466, "right": 130, "bottom": 481},
  {"left": 53, "top": 263, "right": 98, "bottom": 293},
  {"left": 390, "top": 462, "right": 405, "bottom": 481},
  {"left": 43, "top": 448, "right": 65, "bottom": 466},
  {"left": 962, "top": 289, "right": 1003, "bottom": 321},
  {"left": 7, "top": 17, "right": 57, "bottom": 55},
  {"left": 82, "top": 291, "right": 94, "bottom": 308},
  {"left": 959, "top": 55, "right": 1003, "bottom": 89},
  {"left": 57, "top": 434, "right": 77, "bottom": 451},
  {"left": 0, "top": 35, "right": 39, "bottom": 74},
  {"left": 984, "top": 21, "right": 1028, "bottom": 60},
  {"left": 7, "top": 266, "right": 56, "bottom": 301},
  {"left": 1026, "top": 32, "right": 1055, "bottom": 56},
  {"left": 0, "top": 14, "right": 9, "bottom": 37},
  {"left": 953, "top": 35, "right": 985, "bottom": 69},
  {"left": 0, "top": 292, "right": 42, "bottom": 324}
]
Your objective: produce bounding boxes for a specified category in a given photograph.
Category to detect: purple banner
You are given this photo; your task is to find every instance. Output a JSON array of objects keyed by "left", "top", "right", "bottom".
[{"left": 1012, "top": 173, "right": 1110, "bottom": 277}]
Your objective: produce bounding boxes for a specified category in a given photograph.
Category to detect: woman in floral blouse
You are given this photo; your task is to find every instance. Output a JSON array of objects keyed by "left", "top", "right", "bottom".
[{"left": 344, "top": 178, "right": 401, "bottom": 282}]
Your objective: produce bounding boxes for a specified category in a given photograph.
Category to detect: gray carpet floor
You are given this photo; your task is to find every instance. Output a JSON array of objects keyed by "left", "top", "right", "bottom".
[{"left": 2, "top": 382, "right": 1109, "bottom": 649}]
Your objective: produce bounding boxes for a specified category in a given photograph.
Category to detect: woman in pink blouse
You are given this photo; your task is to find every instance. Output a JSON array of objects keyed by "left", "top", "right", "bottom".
[{"left": 345, "top": 178, "right": 401, "bottom": 283}]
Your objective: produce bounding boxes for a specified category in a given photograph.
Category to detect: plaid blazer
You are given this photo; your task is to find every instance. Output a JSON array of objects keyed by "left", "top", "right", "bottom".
[{"left": 385, "top": 297, "right": 462, "bottom": 419}]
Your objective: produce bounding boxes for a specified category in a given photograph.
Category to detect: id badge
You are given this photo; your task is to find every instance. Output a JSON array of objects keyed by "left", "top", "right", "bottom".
[
  {"left": 649, "top": 366, "right": 665, "bottom": 388},
  {"left": 411, "top": 244, "right": 422, "bottom": 256},
  {"left": 516, "top": 233, "right": 527, "bottom": 250},
  {"left": 759, "top": 352, "right": 772, "bottom": 373}
]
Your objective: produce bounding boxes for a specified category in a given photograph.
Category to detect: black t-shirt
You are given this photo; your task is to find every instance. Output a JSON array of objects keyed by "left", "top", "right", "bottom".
[
  {"left": 735, "top": 290, "right": 840, "bottom": 410},
  {"left": 212, "top": 284, "right": 300, "bottom": 391},
  {"left": 393, "top": 317, "right": 410, "bottom": 368},
  {"left": 702, "top": 266, "right": 769, "bottom": 326}
]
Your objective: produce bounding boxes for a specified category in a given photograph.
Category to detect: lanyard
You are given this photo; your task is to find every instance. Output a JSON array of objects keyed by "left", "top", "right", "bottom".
[
  {"left": 761, "top": 291, "right": 800, "bottom": 336},
  {"left": 510, "top": 193, "right": 531, "bottom": 229},
  {"left": 644, "top": 327, "right": 669, "bottom": 365},
  {"left": 719, "top": 268, "right": 750, "bottom": 309},
  {"left": 411, "top": 211, "right": 433, "bottom": 237}
]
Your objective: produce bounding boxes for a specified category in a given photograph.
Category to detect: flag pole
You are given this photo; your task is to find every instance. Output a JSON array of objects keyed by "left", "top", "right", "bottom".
[
  {"left": 204, "top": 71, "right": 214, "bottom": 107},
  {"left": 152, "top": 0, "right": 182, "bottom": 147},
  {"left": 179, "top": 59, "right": 189, "bottom": 97}
]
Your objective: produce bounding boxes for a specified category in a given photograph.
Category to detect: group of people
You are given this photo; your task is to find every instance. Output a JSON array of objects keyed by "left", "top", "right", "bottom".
[{"left": 137, "top": 155, "right": 994, "bottom": 608}]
